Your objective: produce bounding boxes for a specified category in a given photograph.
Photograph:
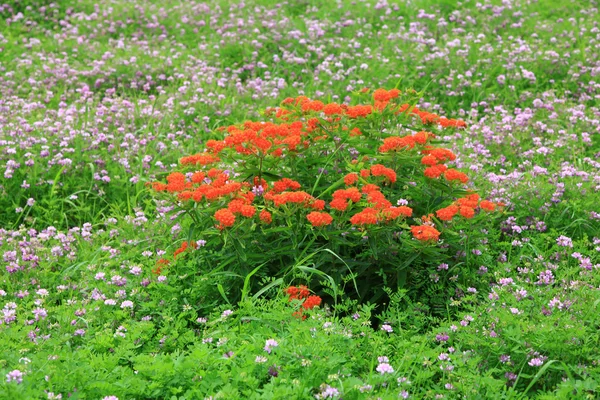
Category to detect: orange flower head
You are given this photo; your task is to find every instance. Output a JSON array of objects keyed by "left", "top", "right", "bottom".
[
  {"left": 214, "top": 209, "right": 236, "bottom": 228},
  {"left": 240, "top": 205, "right": 256, "bottom": 218},
  {"left": 350, "top": 208, "right": 379, "bottom": 225},
  {"left": 302, "top": 295, "right": 322, "bottom": 309},
  {"left": 344, "top": 173, "right": 359, "bottom": 186},
  {"left": 191, "top": 171, "right": 206, "bottom": 184},
  {"left": 444, "top": 169, "right": 469, "bottom": 184},
  {"left": 424, "top": 164, "right": 448, "bottom": 179},
  {"left": 306, "top": 212, "right": 333, "bottom": 227},
  {"left": 286, "top": 285, "right": 310, "bottom": 300},
  {"left": 373, "top": 88, "right": 391, "bottom": 102},
  {"left": 370, "top": 164, "right": 397, "bottom": 183},
  {"left": 323, "top": 103, "right": 343, "bottom": 115},
  {"left": 459, "top": 206, "right": 475, "bottom": 219},
  {"left": 480, "top": 200, "right": 496, "bottom": 211},
  {"left": 259, "top": 210, "right": 272, "bottom": 224},
  {"left": 330, "top": 198, "right": 349, "bottom": 211},
  {"left": 436, "top": 205, "right": 459, "bottom": 221},
  {"left": 421, "top": 155, "right": 438, "bottom": 166},
  {"left": 410, "top": 225, "right": 441, "bottom": 242},
  {"left": 361, "top": 184, "right": 380, "bottom": 194}
]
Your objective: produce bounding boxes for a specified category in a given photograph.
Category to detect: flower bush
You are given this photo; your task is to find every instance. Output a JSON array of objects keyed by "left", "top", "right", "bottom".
[{"left": 150, "top": 89, "right": 503, "bottom": 314}]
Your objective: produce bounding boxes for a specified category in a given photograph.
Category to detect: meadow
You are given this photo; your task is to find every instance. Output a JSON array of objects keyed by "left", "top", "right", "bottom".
[{"left": 0, "top": 0, "right": 599, "bottom": 398}]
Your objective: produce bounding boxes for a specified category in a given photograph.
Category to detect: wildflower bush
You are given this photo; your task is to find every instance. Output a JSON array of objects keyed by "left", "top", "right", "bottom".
[{"left": 150, "top": 89, "right": 503, "bottom": 314}]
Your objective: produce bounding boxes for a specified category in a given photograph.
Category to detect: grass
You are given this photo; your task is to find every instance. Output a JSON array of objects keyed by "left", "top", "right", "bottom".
[{"left": 0, "top": 0, "right": 599, "bottom": 398}]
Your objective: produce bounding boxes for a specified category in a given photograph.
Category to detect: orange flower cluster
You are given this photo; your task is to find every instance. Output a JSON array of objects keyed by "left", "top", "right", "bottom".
[
  {"left": 173, "top": 241, "right": 198, "bottom": 258},
  {"left": 407, "top": 106, "right": 467, "bottom": 128},
  {"left": 330, "top": 187, "right": 362, "bottom": 211},
  {"left": 373, "top": 88, "right": 401, "bottom": 102},
  {"left": 149, "top": 89, "right": 492, "bottom": 262},
  {"left": 152, "top": 258, "right": 170, "bottom": 275},
  {"left": 214, "top": 208, "right": 236, "bottom": 228},
  {"left": 323, "top": 103, "right": 344, "bottom": 115},
  {"left": 444, "top": 169, "right": 469, "bottom": 184},
  {"left": 435, "top": 193, "right": 502, "bottom": 222},
  {"left": 180, "top": 153, "right": 220, "bottom": 166},
  {"left": 265, "top": 190, "right": 323, "bottom": 209},
  {"left": 278, "top": 92, "right": 466, "bottom": 130},
  {"left": 152, "top": 169, "right": 246, "bottom": 204},
  {"left": 286, "top": 285, "right": 310, "bottom": 300},
  {"left": 370, "top": 164, "right": 397, "bottom": 183},
  {"left": 379, "top": 131, "right": 432, "bottom": 152},
  {"left": 203, "top": 120, "right": 315, "bottom": 157},
  {"left": 285, "top": 285, "right": 322, "bottom": 320},
  {"left": 306, "top": 211, "right": 334, "bottom": 227},
  {"left": 346, "top": 105, "right": 373, "bottom": 118},
  {"left": 260, "top": 209, "right": 272, "bottom": 224},
  {"left": 349, "top": 204, "right": 414, "bottom": 226},
  {"left": 410, "top": 225, "right": 441, "bottom": 242}
]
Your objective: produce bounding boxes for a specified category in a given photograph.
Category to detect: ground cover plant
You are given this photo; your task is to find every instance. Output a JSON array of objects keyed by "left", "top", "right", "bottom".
[{"left": 0, "top": 0, "right": 599, "bottom": 399}]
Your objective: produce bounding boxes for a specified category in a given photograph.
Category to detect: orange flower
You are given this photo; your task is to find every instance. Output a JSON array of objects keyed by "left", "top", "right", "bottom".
[
  {"left": 480, "top": 200, "right": 496, "bottom": 211},
  {"left": 191, "top": 171, "right": 206, "bottom": 184},
  {"left": 151, "top": 182, "right": 167, "bottom": 191},
  {"left": 370, "top": 164, "right": 396, "bottom": 183},
  {"left": 259, "top": 210, "right": 272, "bottom": 224},
  {"left": 421, "top": 155, "right": 438, "bottom": 166},
  {"left": 424, "top": 164, "right": 448, "bottom": 179},
  {"left": 444, "top": 169, "right": 469, "bottom": 184},
  {"left": 410, "top": 225, "right": 441, "bottom": 241},
  {"left": 240, "top": 205, "right": 256, "bottom": 218},
  {"left": 207, "top": 168, "right": 223, "bottom": 178},
  {"left": 436, "top": 205, "right": 459, "bottom": 221},
  {"left": 271, "top": 148, "right": 283, "bottom": 157},
  {"left": 227, "top": 199, "right": 245, "bottom": 213},
  {"left": 413, "top": 131, "right": 432, "bottom": 144},
  {"left": 456, "top": 197, "right": 478, "bottom": 208},
  {"left": 459, "top": 206, "right": 475, "bottom": 219},
  {"left": 175, "top": 241, "right": 197, "bottom": 255},
  {"left": 379, "top": 135, "right": 415, "bottom": 152},
  {"left": 323, "top": 103, "right": 343, "bottom": 115},
  {"left": 214, "top": 209, "right": 236, "bottom": 228},
  {"left": 153, "top": 258, "right": 170, "bottom": 275},
  {"left": 302, "top": 295, "right": 322, "bottom": 309},
  {"left": 306, "top": 212, "right": 333, "bottom": 227},
  {"left": 360, "top": 169, "right": 371, "bottom": 178},
  {"left": 286, "top": 285, "right": 310, "bottom": 300},
  {"left": 346, "top": 105, "right": 372, "bottom": 118},
  {"left": 466, "top": 193, "right": 480, "bottom": 202},
  {"left": 389, "top": 88, "right": 401, "bottom": 98},
  {"left": 350, "top": 208, "right": 379, "bottom": 225},
  {"left": 333, "top": 188, "right": 362, "bottom": 203},
  {"left": 272, "top": 178, "right": 301, "bottom": 193},
  {"left": 178, "top": 191, "right": 193, "bottom": 201},
  {"left": 427, "top": 148, "right": 457, "bottom": 162},
  {"left": 361, "top": 184, "right": 380, "bottom": 194},
  {"left": 367, "top": 190, "right": 392, "bottom": 209},
  {"left": 180, "top": 152, "right": 220, "bottom": 166},
  {"left": 330, "top": 198, "right": 349, "bottom": 211},
  {"left": 166, "top": 172, "right": 186, "bottom": 193},
  {"left": 311, "top": 199, "right": 326, "bottom": 210},
  {"left": 382, "top": 206, "right": 413, "bottom": 220},
  {"left": 344, "top": 173, "right": 359, "bottom": 186},
  {"left": 270, "top": 191, "right": 313, "bottom": 207},
  {"left": 302, "top": 100, "right": 325, "bottom": 112},
  {"left": 373, "top": 88, "right": 391, "bottom": 102},
  {"left": 350, "top": 127, "right": 362, "bottom": 136},
  {"left": 205, "top": 140, "right": 226, "bottom": 154}
]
